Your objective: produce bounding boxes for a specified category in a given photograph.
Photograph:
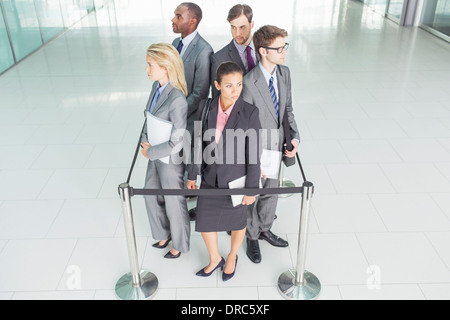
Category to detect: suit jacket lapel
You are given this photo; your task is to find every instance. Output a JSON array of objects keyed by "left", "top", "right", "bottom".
[
  {"left": 181, "top": 33, "right": 199, "bottom": 62},
  {"left": 228, "top": 41, "right": 246, "bottom": 73},
  {"left": 276, "top": 66, "right": 287, "bottom": 119},
  {"left": 146, "top": 83, "right": 158, "bottom": 111},
  {"left": 223, "top": 96, "right": 243, "bottom": 132},
  {"left": 151, "top": 83, "right": 172, "bottom": 114},
  {"left": 253, "top": 67, "right": 279, "bottom": 124}
]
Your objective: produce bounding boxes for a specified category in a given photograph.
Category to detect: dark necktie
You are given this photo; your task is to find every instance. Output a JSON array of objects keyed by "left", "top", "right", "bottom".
[
  {"left": 245, "top": 46, "right": 255, "bottom": 72},
  {"left": 269, "top": 76, "right": 279, "bottom": 120},
  {"left": 176, "top": 40, "right": 183, "bottom": 54}
]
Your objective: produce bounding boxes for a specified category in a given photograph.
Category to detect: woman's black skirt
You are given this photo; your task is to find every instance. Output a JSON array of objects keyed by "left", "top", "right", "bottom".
[{"left": 195, "top": 178, "right": 247, "bottom": 232}]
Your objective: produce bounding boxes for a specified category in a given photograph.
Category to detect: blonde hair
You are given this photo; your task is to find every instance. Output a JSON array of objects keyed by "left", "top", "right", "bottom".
[{"left": 146, "top": 43, "right": 188, "bottom": 96}]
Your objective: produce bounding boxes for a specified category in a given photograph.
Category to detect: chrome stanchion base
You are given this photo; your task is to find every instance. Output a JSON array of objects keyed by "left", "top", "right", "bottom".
[
  {"left": 277, "top": 269, "right": 321, "bottom": 300},
  {"left": 278, "top": 179, "right": 296, "bottom": 198},
  {"left": 115, "top": 271, "right": 158, "bottom": 300}
]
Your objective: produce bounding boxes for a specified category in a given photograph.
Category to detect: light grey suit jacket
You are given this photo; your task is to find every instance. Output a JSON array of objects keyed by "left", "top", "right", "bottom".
[
  {"left": 141, "top": 82, "right": 188, "bottom": 162},
  {"left": 172, "top": 33, "right": 213, "bottom": 127},
  {"left": 241, "top": 64, "right": 300, "bottom": 152}
]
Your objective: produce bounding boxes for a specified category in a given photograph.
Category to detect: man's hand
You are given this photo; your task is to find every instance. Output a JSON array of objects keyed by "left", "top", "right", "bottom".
[
  {"left": 242, "top": 195, "right": 256, "bottom": 206},
  {"left": 284, "top": 139, "right": 299, "bottom": 158},
  {"left": 187, "top": 180, "right": 199, "bottom": 189}
]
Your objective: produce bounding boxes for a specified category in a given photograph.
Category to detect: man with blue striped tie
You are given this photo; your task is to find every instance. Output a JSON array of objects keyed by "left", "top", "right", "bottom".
[{"left": 241, "top": 25, "right": 301, "bottom": 264}]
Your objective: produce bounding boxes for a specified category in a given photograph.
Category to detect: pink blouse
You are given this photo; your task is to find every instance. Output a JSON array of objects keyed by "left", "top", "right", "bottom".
[{"left": 215, "top": 98, "right": 236, "bottom": 143}]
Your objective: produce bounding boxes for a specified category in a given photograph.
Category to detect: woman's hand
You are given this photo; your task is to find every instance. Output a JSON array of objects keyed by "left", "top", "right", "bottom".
[
  {"left": 261, "top": 169, "right": 267, "bottom": 180},
  {"left": 140, "top": 142, "right": 151, "bottom": 159},
  {"left": 187, "top": 180, "right": 198, "bottom": 189},
  {"left": 242, "top": 195, "right": 256, "bottom": 206}
]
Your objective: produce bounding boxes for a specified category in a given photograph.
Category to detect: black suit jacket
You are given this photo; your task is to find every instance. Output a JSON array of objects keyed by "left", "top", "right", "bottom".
[{"left": 188, "top": 95, "right": 262, "bottom": 190}]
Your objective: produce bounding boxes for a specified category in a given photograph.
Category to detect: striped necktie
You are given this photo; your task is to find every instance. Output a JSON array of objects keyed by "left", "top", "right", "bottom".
[{"left": 269, "top": 76, "right": 279, "bottom": 120}]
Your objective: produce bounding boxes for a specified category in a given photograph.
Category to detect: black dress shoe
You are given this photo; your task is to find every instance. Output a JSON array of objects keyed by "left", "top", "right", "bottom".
[
  {"left": 246, "top": 238, "right": 261, "bottom": 264},
  {"left": 164, "top": 250, "right": 181, "bottom": 259},
  {"left": 222, "top": 255, "right": 238, "bottom": 282},
  {"left": 196, "top": 257, "right": 225, "bottom": 277},
  {"left": 259, "top": 230, "right": 289, "bottom": 247},
  {"left": 189, "top": 208, "right": 197, "bottom": 221},
  {"left": 152, "top": 237, "right": 171, "bottom": 249}
]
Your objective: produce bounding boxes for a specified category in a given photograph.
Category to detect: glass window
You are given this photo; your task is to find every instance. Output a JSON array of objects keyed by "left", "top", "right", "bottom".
[
  {"left": 34, "top": 0, "right": 65, "bottom": 43},
  {"left": 421, "top": 0, "right": 450, "bottom": 38},
  {"left": 387, "top": 0, "right": 405, "bottom": 20},
  {"left": 1, "top": 0, "right": 43, "bottom": 62},
  {"left": 0, "top": 7, "right": 15, "bottom": 73}
]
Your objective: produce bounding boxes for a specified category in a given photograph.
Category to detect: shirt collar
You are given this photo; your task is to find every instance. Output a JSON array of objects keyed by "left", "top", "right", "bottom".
[
  {"left": 179, "top": 30, "right": 198, "bottom": 47},
  {"left": 218, "top": 97, "right": 236, "bottom": 117},
  {"left": 233, "top": 39, "right": 255, "bottom": 53},
  {"left": 157, "top": 81, "right": 170, "bottom": 93},
  {"left": 258, "top": 62, "right": 278, "bottom": 82}
]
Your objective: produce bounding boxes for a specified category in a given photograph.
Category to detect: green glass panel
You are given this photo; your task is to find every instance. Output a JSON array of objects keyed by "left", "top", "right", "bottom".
[
  {"left": 1, "top": 0, "right": 43, "bottom": 61},
  {"left": 0, "top": 7, "right": 15, "bottom": 73}
]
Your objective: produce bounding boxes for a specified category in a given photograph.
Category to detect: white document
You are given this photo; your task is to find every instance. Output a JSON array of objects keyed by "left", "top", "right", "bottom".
[
  {"left": 146, "top": 112, "right": 173, "bottom": 164},
  {"left": 228, "top": 176, "right": 263, "bottom": 207},
  {"left": 260, "top": 149, "right": 282, "bottom": 179}
]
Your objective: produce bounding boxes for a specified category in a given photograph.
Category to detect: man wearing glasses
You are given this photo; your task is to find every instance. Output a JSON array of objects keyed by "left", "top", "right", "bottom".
[{"left": 242, "top": 25, "right": 300, "bottom": 264}]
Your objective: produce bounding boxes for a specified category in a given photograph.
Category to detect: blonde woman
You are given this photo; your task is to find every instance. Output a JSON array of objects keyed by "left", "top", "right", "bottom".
[{"left": 140, "top": 43, "right": 190, "bottom": 258}]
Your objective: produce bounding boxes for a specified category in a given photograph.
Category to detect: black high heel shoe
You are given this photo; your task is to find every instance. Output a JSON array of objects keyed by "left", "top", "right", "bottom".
[
  {"left": 222, "top": 255, "right": 238, "bottom": 282},
  {"left": 152, "top": 237, "right": 171, "bottom": 249},
  {"left": 196, "top": 257, "right": 225, "bottom": 277},
  {"left": 164, "top": 250, "right": 181, "bottom": 259}
]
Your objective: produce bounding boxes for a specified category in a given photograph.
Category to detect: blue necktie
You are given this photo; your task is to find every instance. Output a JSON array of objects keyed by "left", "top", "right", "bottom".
[
  {"left": 269, "top": 76, "right": 279, "bottom": 120},
  {"left": 176, "top": 40, "right": 183, "bottom": 54},
  {"left": 149, "top": 88, "right": 161, "bottom": 113}
]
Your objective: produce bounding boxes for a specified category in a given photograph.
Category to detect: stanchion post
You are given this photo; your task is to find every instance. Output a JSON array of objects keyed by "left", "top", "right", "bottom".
[
  {"left": 115, "top": 183, "right": 158, "bottom": 300},
  {"left": 277, "top": 181, "right": 321, "bottom": 300},
  {"left": 278, "top": 163, "right": 295, "bottom": 198}
]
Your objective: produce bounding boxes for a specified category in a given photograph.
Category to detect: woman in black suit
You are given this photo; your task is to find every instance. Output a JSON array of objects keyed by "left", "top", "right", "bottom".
[{"left": 187, "top": 62, "right": 261, "bottom": 281}]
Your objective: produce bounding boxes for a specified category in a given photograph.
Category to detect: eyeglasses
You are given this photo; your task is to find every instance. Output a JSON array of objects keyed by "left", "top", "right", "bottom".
[{"left": 262, "top": 43, "right": 289, "bottom": 54}]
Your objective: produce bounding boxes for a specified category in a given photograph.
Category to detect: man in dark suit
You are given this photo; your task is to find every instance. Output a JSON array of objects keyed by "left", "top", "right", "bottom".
[
  {"left": 171, "top": 2, "right": 213, "bottom": 134},
  {"left": 242, "top": 25, "right": 300, "bottom": 264},
  {"left": 210, "top": 4, "right": 258, "bottom": 98}
]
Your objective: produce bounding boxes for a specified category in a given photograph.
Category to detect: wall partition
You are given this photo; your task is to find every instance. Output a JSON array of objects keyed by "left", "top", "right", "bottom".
[{"left": 0, "top": 0, "right": 97, "bottom": 74}]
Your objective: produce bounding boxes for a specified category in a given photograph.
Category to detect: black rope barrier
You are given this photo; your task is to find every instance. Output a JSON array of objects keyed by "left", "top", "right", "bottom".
[
  {"left": 131, "top": 185, "right": 303, "bottom": 197},
  {"left": 124, "top": 118, "right": 310, "bottom": 198}
]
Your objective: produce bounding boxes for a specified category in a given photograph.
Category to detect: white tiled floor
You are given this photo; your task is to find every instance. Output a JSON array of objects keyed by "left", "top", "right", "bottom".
[{"left": 0, "top": 0, "right": 450, "bottom": 300}]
